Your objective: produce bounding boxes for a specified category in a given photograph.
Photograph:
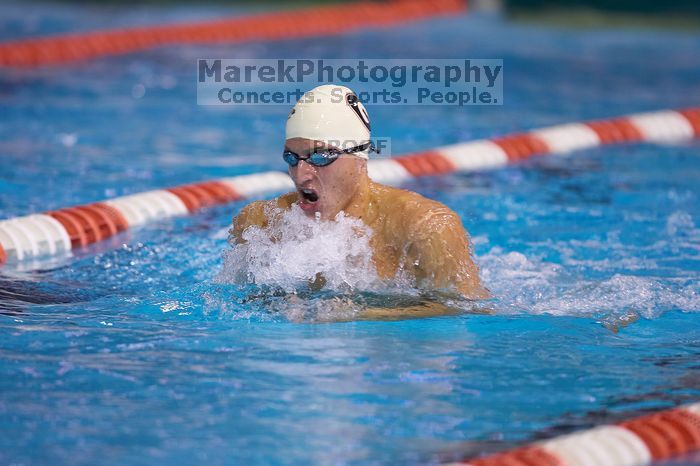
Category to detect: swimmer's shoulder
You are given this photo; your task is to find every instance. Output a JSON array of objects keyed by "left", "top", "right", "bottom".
[
  {"left": 275, "top": 191, "right": 298, "bottom": 209},
  {"left": 371, "top": 182, "right": 456, "bottom": 228},
  {"left": 230, "top": 193, "right": 297, "bottom": 242},
  {"left": 235, "top": 193, "right": 296, "bottom": 223}
]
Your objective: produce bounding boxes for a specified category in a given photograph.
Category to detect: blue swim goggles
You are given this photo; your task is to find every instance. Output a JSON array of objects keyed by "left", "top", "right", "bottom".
[{"left": 282, "top": 142, "right": 376, "bottom": 167}]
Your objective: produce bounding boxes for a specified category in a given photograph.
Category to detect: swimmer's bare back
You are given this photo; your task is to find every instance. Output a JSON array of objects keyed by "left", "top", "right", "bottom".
[{"left": 230, "top": 180, "right": 489, "bottom": 300}]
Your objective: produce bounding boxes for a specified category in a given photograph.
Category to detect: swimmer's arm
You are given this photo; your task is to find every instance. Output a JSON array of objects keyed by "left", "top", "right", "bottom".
[
  {"left": 407, "top": 211, "right": 489, "bottom": 300},
  {"left": 229, "top": 201, "right": 268, "bottom": 245},
  {"left": 229, "top": 193, "right": 296, "bottom": 244},
  {"left": 357, "top": 297, "right": 493, "bottom": 321},
  {"left": 359, "top": 301, "right": 464, "bottom": 321}
]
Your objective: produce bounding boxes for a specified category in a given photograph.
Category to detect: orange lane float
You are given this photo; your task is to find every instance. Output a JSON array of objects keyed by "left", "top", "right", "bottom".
[
  {"left": 0, "top": 0, "right": 466, "bottom": 67},
  {"left": 448, "top": 402, "right": 700, "bottom": 466}
]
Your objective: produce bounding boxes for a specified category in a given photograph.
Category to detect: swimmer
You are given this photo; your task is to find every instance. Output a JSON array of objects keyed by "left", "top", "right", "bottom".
[{"left": 230, "top": 84, "right": 488, "bottom": 300}]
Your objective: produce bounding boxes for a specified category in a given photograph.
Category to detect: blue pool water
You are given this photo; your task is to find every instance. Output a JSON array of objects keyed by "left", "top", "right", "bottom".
[{"left": 1, "top": 3, "right": 700, "bottom": 465}]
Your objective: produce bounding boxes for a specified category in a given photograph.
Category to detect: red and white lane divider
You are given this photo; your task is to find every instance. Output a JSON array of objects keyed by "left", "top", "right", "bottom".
[
  {"left": 0, "top": 107, "right": 698, "bottom": 265},
  {"left": 367, "top": 107, "right": 700, "bottom": 184},
  {"left": 446, "top": 401, "right": 700, "bottom": 466},
  {"left": 0, "top": 0, "right": 465, "bottom": 67},
  {"left": 0, "top": 173, "right": 293, "bottom": 263}
]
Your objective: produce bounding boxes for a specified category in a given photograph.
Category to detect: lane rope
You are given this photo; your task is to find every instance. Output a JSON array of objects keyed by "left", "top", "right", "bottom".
[
  {"left": 0, "top": 107, "right": 698, "bottom": 264},
  {"left": 445, "top": 401, "right": 700, "bottom": 466},
  {"left": 0, "top": 0, "right": 466, "bottom": 67}
]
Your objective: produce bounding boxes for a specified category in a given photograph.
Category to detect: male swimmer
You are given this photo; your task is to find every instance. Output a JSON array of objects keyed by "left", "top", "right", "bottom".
[{"left": 230, "top": 84, "right": 488, "bottom": 301}]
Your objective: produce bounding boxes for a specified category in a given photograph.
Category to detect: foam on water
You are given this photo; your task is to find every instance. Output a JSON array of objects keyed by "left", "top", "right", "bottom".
[
  {"left": 215, "top": 204, "right": 381, "bottom": 294},
  {"left": 478, "top": 209, "right": 700, "bottom": 328}
]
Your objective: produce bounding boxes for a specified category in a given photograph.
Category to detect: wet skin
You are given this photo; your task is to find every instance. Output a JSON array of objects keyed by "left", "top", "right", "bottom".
[{"left": 230, "top": 138, "right": 489, "bottom": 300}]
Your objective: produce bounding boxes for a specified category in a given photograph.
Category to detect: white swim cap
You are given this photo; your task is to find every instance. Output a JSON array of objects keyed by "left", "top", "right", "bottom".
[{"left": 285, "top": 84, "right": 372, "bottom": 159}]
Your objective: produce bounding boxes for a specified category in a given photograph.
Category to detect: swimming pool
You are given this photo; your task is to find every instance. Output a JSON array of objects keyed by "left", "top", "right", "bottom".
[{"left": 1, "top": 3, "right": 700, "bottom": 465}]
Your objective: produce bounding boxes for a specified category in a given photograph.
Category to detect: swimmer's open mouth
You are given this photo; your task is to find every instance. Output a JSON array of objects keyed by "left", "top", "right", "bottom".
[{"left": 299, "top": 188, "right": 319, "bottom": 203}]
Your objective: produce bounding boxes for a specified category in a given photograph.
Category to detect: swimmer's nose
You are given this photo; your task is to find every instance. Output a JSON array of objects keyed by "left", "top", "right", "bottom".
[{"left": 295, "top": 159, "right": 317, "bottom": 180}]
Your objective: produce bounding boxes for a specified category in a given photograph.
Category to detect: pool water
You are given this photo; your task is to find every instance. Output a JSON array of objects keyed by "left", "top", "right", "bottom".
[{"left": 1, "top": 4, "right": 700, "bottom": 465}]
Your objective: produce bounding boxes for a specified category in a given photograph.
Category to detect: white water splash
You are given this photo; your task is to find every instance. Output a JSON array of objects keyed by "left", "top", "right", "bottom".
[
  {"left": 215, "top": 204, "right": 381, "bottom": 294},
  {"left": 666, "top": 210, "right": 697, "bottom": 237},
  {"left": 478, "top": 210, "right": 700, "bottom": 325},
  {"left": 480, "top": 248, "right": 700, "bottom": 320}
]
